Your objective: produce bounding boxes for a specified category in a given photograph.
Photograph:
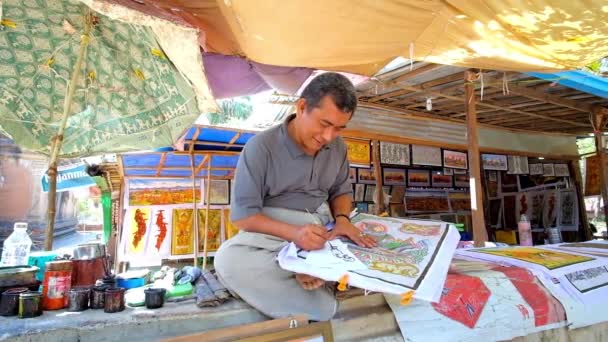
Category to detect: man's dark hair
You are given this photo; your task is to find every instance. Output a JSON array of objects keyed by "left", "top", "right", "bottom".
[{"left": 300, "top": 72, "right": 357, "bottom": 115}]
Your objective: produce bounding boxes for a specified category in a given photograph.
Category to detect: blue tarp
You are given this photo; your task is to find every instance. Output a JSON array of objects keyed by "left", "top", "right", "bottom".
[
  {"left": 122, "top": 126, "right": 256, "bottom": 178},
  {"left": 526, "top": 70, "right": 608, "bottom": 99}
]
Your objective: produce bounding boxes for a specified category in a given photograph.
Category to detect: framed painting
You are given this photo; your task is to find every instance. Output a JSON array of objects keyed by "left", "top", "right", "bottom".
[
  {"left": 482, "top": 154, "right": 508, "bottom": 171},
  {"left": 129, "top": 179, "right": 201, "bottom": 206},
  {"left": 443, "top": 168, "right": 454, "bottom": 175},
  {"left": 443, "top": 150, "right": 468, "bottom": 170},
  {"left": 203, "top": 179, "right": 230, "bottom": 205},
  {"left": 554, "top": 164, "right": 570, "bottom": 177},
  {"left": 507, "top": 155, "right": 529, "bottom": 174},
  {"left": 355, "top": 202, "right": 369, "bottom": 213},
  {"left": 172, "top": 209, "right": 194, "bottom": 255},
  {"left": 411, "top": 145, "right": 442, "bottom": 167},
  {"left": 354, "top": 184, "right": 365, "bottom": 202},
  {"left": 529, "top": 163, "right": 543, "bottom": 175},
  {"left": 407, "top": 169, "right": 431, "bottom": 187},
  {"left": 543, "top": 164, "right": 555, "bottom": 177},
  {"left": 198, "top": 209, "right": 222, "bottom": 252},
  {"left": 558, "top": 189, "right": 578, "bottom": 231},
  {"left": 454, "top": 174, "right": 470, "bottom": 188},
  {"left": 344, "top": 138, "right": 371, "bottom": 167},
  {"left": 380, "top": 141, "right": 410, "bottom": 166},
  {"left": 488, "top": 171, "right": 498, "bottom": 182},
  {"left": 223, "top": 209, "right": 239, "bottom": 239},
  {"left": 348, "top": 167, "right": 358, "bottom": 183},
  {"left": 382, "top": 167, "right": 407, "bottom": 185},
  {"left": 364, "top": 185, "right": 376, "bottom": 202},
  {"left": 453, "top": 168, "right": 467, "bottom": 175},
  {"left": 432, "top": 174, "right": 453, "bottom": 188},
  {"left": 357, "top": 168, "right": 376, "bottom": 184}
]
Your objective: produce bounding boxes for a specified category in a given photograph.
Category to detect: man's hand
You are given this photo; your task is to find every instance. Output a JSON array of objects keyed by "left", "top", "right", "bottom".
[
  {"left": 295, "top": 273, "right": 325, "bottom": 290},
  {"left": 292, "top": 224, "right": 329, "bottom": 250},
  {"left": 328, "top": 218, "right": 377, "bottom": 248}
]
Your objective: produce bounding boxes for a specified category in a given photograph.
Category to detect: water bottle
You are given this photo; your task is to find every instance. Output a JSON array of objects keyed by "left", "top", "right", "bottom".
[
  {"left": 517, "top": 215, "right": 533, "bottom": 246},
  {"left": 1, "top": 222, "right": 33, "bottom": 266}
]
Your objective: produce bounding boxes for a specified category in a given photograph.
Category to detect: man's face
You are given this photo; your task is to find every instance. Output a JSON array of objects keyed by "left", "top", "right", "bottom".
[{"left": 295, "top": 96, "right": 352, "bottom": 153}]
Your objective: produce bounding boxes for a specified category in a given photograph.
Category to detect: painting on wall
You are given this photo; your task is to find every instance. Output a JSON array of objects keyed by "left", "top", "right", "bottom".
[
  {"left": 431, "top": 174, "right": 453, "bottom": 188},
  {"left": 543, "top": 190, "right": 558, "bottom": 228},
  {"left": 443, "top": 150, "right": 468, "bottom": 170},
  {"left": 354, "top": 184, "right": 365, "bottom": 202},
  {"left": 365, "top": 185, "right": 376, "bottom": 202},
  {"left": 383, "top": 168, "right": 407, "bottom": 185},
  {"left": 554, "top": 164, "right": 570, "bottom": 177},
  {"left": 585, "top": 155, "right": 601, "bottom": 196},
  {"left": 202, "top": 180, "right": 230, "bottom": 205},
  {"left": 530, "top": 191, "right": 545, "bottom": 229},
  {"left": 411, "top": 145, "right": 442, "bottom": 167},
  {"left": 172, "top": 209, "right": 194, "bottom": 255},
  {"left": 129, "top": 179, "right": 201, "bottom": 206},
  {"left": 454, "top": 174, "right": 470, "bottom": 188},
  {"left": 529, "top": 163, "right": 544, "bottom": 175},
  {"left": 443, "top": 168, "right": 454, "bottom": 175},
  {"left": 198, "top": 209, "right": 222, "bottom": 252},
  {"left": 507, "top": 156, "right": 529, "bottom": 174},
  {"left": 223, "top": 209, "right": 239, "bottom": 239},
  {"left": 482, "top": 154, "right": 508, "bottom": 171},
  {"left": 404, "top": 192, "right": 450, "bottom": 212},
  {"left": 543, "top": 164, "right": 555, "bottom": 177},
  {"left": 128, "top": 208, "right": 151, "bottom": 254},
  {"left": 407, "top": 169, "right": 431, "bottom": 187},
  {"left": 357, "top": 168, "right": 377, "bottom": 184},
  {"left": 558, "top": 190, "right": 578, "bottom": 231},
  {"left": 344, "top": 138, "right": 371, "bottom": 167},
  {"left": 380, "top": 142, "right": 410, "bottom": 166}
]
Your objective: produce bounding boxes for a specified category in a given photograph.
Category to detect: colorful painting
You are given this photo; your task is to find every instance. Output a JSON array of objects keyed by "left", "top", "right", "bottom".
[
  {"left": 543, "top": 190, "right": 558, "bottom": 228},
  {"left": 507, "top": 156, "right": 529, "bottom": 174},
  {"left": 585, "top": 155, "right": 601, "bottom": 196},
  {"left": 515, "top": 193, "right": 532, "bottom": 221},
  {"left": 529, "top": 163, "right": 543, "bottom": 175},
  {"left": 443, "top": 150, "right": 468, "bottom": 170},
  {"left": 354, "top": 184, "right": 365, "bottom": 201},
  {"left": 543, "top": 164, "right": 555, "bottom": 177},
  {"left": 154, "top": 210, "right": 169, "bottom": 252},
  {"left": 129, "top": 208, "right": 150, "bottom": 253},
  {"left": 431, "top": 273, "right": 491, "bottom": 328},
  {"left": 383, "top": 168, "right": 407, "bottom": 185},
  {"left": 408, "top": 169, "right": 431, "bottom": 187},
  {"left": 129, "top": 179, "right": 201, "bottom": 206},
  {"left": 380, "top": 142, "right": 410, "bottom": 166},
  {"left": 565, "top": 266, "right": 608, "bottom": 293},
  {"left": 482, "top": 154, "right": 508, "bottom": 171},
  {"left": 357, "top": 168, "right": 376, "bottom": 184},
  {"left": 432, "top": 174, "right": 453, "bottom": 188},
  {"left": 389, "top": 186, "right": 406, "bottom": 204},
  {"left": 405, "top": 192, "right": 449, "bottom": 212},
  {"left": 552, "top": 164, "right": 569, "bottom": 177},
  {"left": 203, "top": 180, "right": 230, "bottom": 205},
  {"left": 412, "top": 145, "right": 442, "bottom": 167},
  {"left": 348, "top": 167, "right": 357, "bottom": 183},
  {"left": 198, "top": 209, "right": 222, "bottom": 252},
  {"left": 223, "top": 209, "right": 240, "bottom": 239},
  {"left": 472, "top": 247, "right": 594, "bottom": 270},
  {"left": 454, "top": 174, "right": 469, "bottom": 188},
  {"left": 344, "top": 138, "right": 371, "bottom": 167},
  {"left": 172, "top": 209, "right": 194, "bottom": 255}
]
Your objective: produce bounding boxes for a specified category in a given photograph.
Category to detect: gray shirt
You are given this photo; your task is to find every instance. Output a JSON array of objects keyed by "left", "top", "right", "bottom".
[{"left": 230, "top": 115, "right": 352, "bottom": 221}]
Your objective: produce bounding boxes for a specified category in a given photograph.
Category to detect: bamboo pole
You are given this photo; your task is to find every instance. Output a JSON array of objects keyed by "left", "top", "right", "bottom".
[
  {"left": 464, "top": 71, "right": 488, "bottom": 247},
  {"left": 45, "top": 14, "right": 93, "bottom": 251},
  {"left": 372, "top": 140, "right": 384, "bottom": 215},
  {"left": 202, "top": 158, "right": 212, "bottom": 270},
  {"left": 191, "top": 154, "right": 199, "bottom": 268},
  {"left": 592, "top": 109, "right": 608, "bottom": 230}
]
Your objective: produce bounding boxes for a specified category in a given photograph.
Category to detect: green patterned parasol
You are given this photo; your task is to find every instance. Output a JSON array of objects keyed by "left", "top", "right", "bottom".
[{"left": 0, "top": 0, "right": 217, "bottom": 249}]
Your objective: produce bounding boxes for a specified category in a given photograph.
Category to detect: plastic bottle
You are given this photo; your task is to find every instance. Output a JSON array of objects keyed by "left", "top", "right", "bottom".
[
  {"left": 517, "top": 215, "right": 533, "bottom": 246},
  {"left": 1, "top": 223, "right": 33, "bottom": 266}
]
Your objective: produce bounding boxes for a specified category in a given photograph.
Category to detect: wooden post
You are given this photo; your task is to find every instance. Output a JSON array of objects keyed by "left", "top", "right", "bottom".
[
  {"left": 191, "top": 154, "right": 199, "bottom": 268},
  {"left": 202, "top": 157, "right": 212, "bottom": 270},
  {"left": 571, "top": 159, "right": 592, "bottom": 241},
  {"left": 464, "top": 71, "right": 488, "bottom": 246},
  {"left": 372, "top": 140, "right": 384, "bottom": 215},
  {"left": 592, "top": 108, "right": 608, "bottom": 231}
]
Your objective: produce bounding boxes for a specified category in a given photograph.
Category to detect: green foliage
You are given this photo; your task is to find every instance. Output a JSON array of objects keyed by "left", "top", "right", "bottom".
[
  {"left": 577, "top": 137, "right": 596, "bottom": 155},
  {"left": 207, "top": 97, "right": 253, "bottom": 125}
]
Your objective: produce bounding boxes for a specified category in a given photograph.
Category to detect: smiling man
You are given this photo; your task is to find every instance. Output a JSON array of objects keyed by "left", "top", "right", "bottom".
[{"left": 214, "top": 72, "right": 376, "bottom": 321}]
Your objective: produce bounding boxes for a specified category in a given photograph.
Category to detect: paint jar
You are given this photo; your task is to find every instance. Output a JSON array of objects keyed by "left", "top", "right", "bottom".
[
  {"left": 42, "top": 260, "right": 73, "bottom": 310},
  {"left": 104, "top": 287, "right": 125, "bottom": 313},
  {"left": 144, "top": 288, "right": 166, "bottom": 309},
  {"left": 547, "top": 228, "right": 562, "bottom": 244},
  {"left": 0, "top": 287, "right": 28, "bottom": 316},
  {"left": 18, "top": 291, "right": 43, "bottom": 318},
  {"left": 68, "top": 287, "right": 90, "bottom": 312},
  {"left": 90, "top": 286, "right": 107, "bottom": 309},
  {"left": 101, "top": 275, "right": 117, "bottom": 289}
]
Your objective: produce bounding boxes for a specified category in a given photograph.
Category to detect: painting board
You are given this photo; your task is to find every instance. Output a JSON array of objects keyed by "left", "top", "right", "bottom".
[
  {"left": 454, "top": 174, "right": 469, "bottom": 188},
  {"left": 354, "top": 184, "right": 365, "bottom": 201},
  {"left": 432, "top": 174, "right": 453, "bottom": 188},
  {"left": 203, "top": 179, "right": 230, "bottom": 205},
  {"left": 172, "top": 209, "right": 194, "bottom": 255},
  {"left": 507, "top": 156, "right": 529, "bottom": 174},
  {"left": 364, "top": 185, "right": 376, "bottom": 202},
  {"left": 380, "top": 142, "right": 410, "bottom": 166},
  {"left": 198, "top": 209, "right": 222, "bottom": 252},
  {"left": 554, "top": 164, "right": 570, "bottom": 177},
  {"left": 543, "top": 164, "right": 555, "bottom": 177},
  {"left": 412, "top": 145, "right": 442, "bottom": 167},
  {"left": 557, "top": 189, "right": 578, "bottom": 231},
  {"left": 408, "top": 169, "right": 431, "bottom": 187},
  {"left": 129, "top": 179, "right": 201, "bottom": 206},
  {"left": 357, "top": 168, "right": 377, "bottom": 184},
  {"left": 482, "top": 154, "right": 508, "bottom": 171},
  {"left": 383, "top": 167, "right": 407, "bottom": 185},
  {"left": 344, "top": 138, "right": 371, "bottom": 167},
  {"left": 529, "top": 163, "right": 543, "bottom": 175},
  {"left": 443, "top": 150, "right": 468, "bottom": 170}
]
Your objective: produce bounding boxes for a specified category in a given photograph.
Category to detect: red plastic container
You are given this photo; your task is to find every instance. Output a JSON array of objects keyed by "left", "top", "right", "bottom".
[{"left": 42, "top": 260, "right": 72, "bottom": 310}]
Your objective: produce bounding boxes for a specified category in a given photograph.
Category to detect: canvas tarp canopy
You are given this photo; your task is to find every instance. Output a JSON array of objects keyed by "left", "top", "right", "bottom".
[{"left": 133, "top": 0, "right": 608, "bottom": 76}]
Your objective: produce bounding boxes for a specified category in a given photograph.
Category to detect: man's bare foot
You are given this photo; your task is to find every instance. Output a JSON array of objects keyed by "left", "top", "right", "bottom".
[{"left": 295, "top": 273, "right": 325, "bottom": 290}]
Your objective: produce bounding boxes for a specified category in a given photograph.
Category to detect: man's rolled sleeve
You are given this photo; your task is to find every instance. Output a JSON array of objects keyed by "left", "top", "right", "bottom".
[
  {"left": 328, "top": 146, "right": 352, "bottom": 201},
  {"left": 230, "top": 141, "right": 267, "bottom": 221}
]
